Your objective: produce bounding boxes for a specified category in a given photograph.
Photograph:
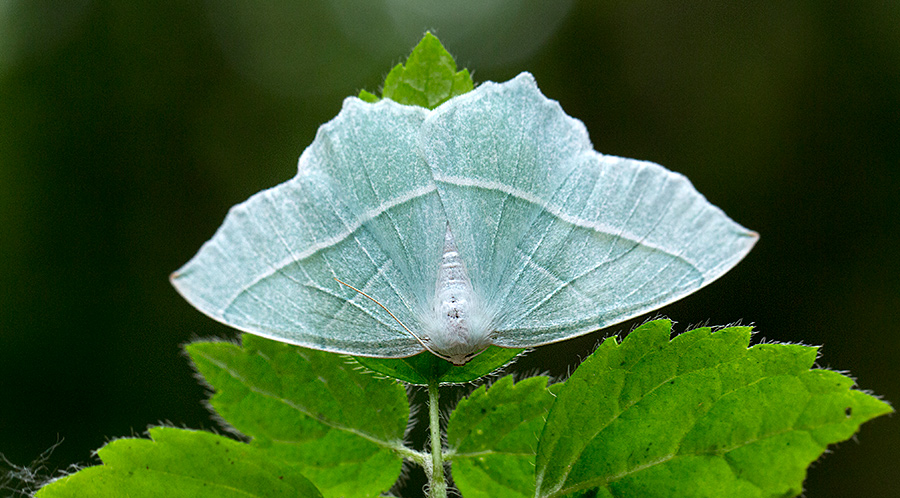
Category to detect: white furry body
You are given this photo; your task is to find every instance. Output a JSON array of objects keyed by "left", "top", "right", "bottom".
[{"left": 421, "top": 225, "right": 492, "bottom": 365}]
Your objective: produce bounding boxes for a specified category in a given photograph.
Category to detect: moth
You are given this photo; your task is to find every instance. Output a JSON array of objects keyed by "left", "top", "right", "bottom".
[{"left": 172, "top": 73, "right": 757, "bottom": 365}]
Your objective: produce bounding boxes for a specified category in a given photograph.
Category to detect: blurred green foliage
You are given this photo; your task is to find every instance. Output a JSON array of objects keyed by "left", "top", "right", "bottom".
[{"left": 1, "top": 1, "right": 897, "bottom": 496}]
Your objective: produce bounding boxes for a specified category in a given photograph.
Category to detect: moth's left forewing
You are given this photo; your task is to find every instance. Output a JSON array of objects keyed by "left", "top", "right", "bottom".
[{"left": 172, "top": 97, "right": 451, "bottom": 358}]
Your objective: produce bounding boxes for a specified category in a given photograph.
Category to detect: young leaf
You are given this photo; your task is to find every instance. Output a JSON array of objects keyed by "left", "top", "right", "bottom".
[
  {"left": 187, "top": 334, "right": 409, "bottom": 498},
  {"left": 447, "top": 376, "right": 557, "bottom": 498},
  {"left": 533, "top": 319, "right": 893, "bottom": 498},
  {"left": 36, "top": 427, "right": 322, "bottom": 498},
  {"left": 359, "top": 32, "right": 474, "bottom": 109},
  {"left": 354, "top": 346, "right": 524, "bottom": 385},
  {"left": 357, "top": 89, "right": 380, "bottom": 103}
]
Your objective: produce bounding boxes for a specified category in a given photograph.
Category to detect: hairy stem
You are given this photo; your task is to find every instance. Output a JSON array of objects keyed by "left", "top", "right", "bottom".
[{"left": 427, "top": 381, "right": 447, "bottom": 498}]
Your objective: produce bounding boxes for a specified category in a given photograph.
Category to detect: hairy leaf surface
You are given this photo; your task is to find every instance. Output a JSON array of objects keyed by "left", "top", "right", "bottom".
[
  {"left": 448, "top": 375, "right": 556, "bottom": 497},
  {"left": 534, "top": 319, "right": 893, "bottom": 498},
  {"left": 360, "top": 31, "right": 474, "bottom": 109},
  {"left": 188, "top": 335, "right": 408, "bottom": 498},
  {"left": 36, "top": 428, "right": 322, "bottom": 498}
]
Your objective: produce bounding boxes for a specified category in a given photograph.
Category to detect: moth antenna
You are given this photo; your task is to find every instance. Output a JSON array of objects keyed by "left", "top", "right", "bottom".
[{"left": 333, "top": 277, "right": 451, "bottom": 361}]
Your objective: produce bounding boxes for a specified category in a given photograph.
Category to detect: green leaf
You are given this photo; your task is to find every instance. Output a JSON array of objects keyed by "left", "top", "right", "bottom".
[
  {"left": 36, "top": 427, "right": 322, "bottom": 498},
  {"left": 447, "top": 376, "right": 557, "bottom": 498},
  {"left": 534, "top": 319, "right": 894, "bottom": 498},
  {"left": 357, "top": 89, "right": 380, "bottom": 103},
  {"left": 354, "top": 346, "right": 524, "bottom": 385},
  {"left": 187, "top": 334, "right": 409, "bottom": 498},
  {"left": 360, "top": 32, "right": 474, "bottom": 109}
]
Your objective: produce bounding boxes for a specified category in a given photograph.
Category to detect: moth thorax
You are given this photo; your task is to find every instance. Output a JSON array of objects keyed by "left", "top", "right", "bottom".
[
  {"left": 435, "top": 282, "right": 472, "bottom": 339},
  {"left": 426, "top": 225, "right": 490, "bottom": 365}
]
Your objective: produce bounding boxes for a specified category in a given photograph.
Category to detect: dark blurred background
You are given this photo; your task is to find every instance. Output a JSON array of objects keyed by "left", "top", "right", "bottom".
[{"left": 1, "top": 1, "right": 897, "bottom": 496}]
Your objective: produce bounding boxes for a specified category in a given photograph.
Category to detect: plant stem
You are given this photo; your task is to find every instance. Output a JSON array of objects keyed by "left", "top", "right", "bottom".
[{"left": 427, "top": 381, "right": 447, "bottom": 498}]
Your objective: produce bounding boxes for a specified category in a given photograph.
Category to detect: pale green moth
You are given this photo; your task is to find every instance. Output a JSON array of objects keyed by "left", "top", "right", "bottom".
[{"left": 172, "top": 73, "right": 757, "bottom": 365}]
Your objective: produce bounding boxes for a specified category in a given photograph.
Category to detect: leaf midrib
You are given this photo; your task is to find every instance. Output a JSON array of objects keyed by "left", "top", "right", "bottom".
[
  {"left": 548, "top": 369, "right": 814, "bottom": 498},
  {"left": 195, "top": 349, "right": 403, "bottom": 451}
]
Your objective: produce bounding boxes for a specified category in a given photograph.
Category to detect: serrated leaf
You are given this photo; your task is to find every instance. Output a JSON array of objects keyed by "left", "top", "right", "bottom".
[
  {"left": 357, "top": 89, "right": 380, "bottom": 103},
  {"left": 369, "top": 32, "right": 473, "bottom": 109},
  {"left": 187, "top": 334, "right": 409, "bottom": 498},
  {"left": 447, "top": 376, "right": 557, "bottom": 498},
  {"left": 36, "top": 427, "right": 322, "bottom": 498},
  {"left": 534, "top": 319, "right": 893, "bottom": 498},
  {"left": 354, "top": 346, "right": 523, "bottom": 385}
]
